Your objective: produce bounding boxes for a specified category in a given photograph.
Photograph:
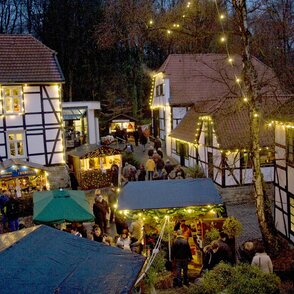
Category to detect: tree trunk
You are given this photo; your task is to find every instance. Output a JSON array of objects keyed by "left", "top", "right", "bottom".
[{"left": 233, "top": 0, "right": 281, "bottom": 253}]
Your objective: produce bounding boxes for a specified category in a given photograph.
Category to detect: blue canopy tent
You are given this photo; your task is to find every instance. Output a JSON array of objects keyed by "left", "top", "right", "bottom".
[
  {"left": 0, "top": 226, "right": 145, "bottom": 294},
  {"left": 118, "top": 178, "right": 223, "bottom": 210}
]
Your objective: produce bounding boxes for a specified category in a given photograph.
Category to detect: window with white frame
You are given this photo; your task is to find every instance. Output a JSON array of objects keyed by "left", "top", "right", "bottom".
[
  {"left": 7, "top": 131, "right": 26, "bottom": 158},
  {"left": 2, "top": 86, "right": 23, "bottom": 114}
]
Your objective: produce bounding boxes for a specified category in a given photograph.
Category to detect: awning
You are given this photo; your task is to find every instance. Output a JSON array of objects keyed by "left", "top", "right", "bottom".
[
  {"left": 118, "top": 178, "right": 222, "bottom": 210},
  {"left": 0, "top": 226, "right": 145, "bottom": 294},
  {"left": 0, "top": 159, "right": 49, "bottom": 179},
  {"left": 62, "top": 107, "right": 87, "bottom": 120}
]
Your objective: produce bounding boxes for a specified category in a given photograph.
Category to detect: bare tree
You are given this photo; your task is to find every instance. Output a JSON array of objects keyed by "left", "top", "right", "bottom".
[{"left": 231, "top": 0, "right": 283, "bottom": 252}]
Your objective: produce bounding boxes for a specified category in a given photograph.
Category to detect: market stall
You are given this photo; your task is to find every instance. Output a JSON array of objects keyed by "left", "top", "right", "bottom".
[
  {"left": 108, "top": 114, "right": 138, "bottom": 140},
  {"left": 0, "top": 159, "right": 50, "bottom": 196},
  {"left": 0, "top": 225, "right": 145, "bottom": 294},
  {"left": 67, "top": 144, "right": 122, "bottom": 190},
  {"left": 117, "top": 178, "right": 225, "bottom": 268}
]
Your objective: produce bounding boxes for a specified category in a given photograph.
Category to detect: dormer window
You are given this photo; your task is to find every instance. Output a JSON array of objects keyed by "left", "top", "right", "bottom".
[{"left": 2, "top": 86, "right": 23, "bottom": 114}]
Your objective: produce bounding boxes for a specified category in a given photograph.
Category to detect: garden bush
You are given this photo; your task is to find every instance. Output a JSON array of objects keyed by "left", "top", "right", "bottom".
[{"left": 188, "top": 263, "right": 280, "bottom": 294}]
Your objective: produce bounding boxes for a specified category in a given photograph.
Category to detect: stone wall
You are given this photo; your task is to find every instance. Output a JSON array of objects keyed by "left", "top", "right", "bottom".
[
  {"left": 47, "top": 165, "right": 70, "bottom": 190},
  {"left": 218, "top": 182, "right": 274, "bottom": 205}
]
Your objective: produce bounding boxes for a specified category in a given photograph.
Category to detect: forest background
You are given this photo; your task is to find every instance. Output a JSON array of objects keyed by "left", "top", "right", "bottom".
[{"left": 0, "top": 0, "right": 293, "bottom": 134}]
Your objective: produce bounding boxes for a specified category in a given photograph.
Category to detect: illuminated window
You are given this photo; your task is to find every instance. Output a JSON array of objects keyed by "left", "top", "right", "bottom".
[
  {"left": 2, "top": 86, "right": 23, "bottom": 114},
  {"left": 7, "top": 131, "right": 26, "bottom": 158}
]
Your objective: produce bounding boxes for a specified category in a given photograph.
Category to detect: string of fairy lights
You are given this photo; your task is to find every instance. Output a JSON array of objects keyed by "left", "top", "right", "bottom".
[{"left": 148, "top": 1, "right": 279, "bottom": 154}]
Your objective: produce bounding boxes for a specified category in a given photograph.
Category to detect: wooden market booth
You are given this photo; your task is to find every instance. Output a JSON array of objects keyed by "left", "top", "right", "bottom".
[
  {"left": 0, "top": 159, "right": 50, "bottom": 196},
  {"left": 108, "top": 114, "right": 138, "bottom": 138},
  {"left": 67, "top": 144, "right": 122, "bottom": 190},
  {"left": 117, "top": 178, "right": 225, "bottom": 269}
]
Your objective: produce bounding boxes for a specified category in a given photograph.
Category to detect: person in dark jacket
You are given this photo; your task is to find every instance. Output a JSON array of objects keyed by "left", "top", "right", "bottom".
[
  {"left": 107, "top": 184, "right": 117, "bottom": 223},
  {"left": 171, "top": 229, "right": 192, "bottom": 287},
  {"left": 5, "top": 193, "right": 20, "bottom": 232},
  {"left": 93, "top": 192, "right": 108, "bottom": 234}
]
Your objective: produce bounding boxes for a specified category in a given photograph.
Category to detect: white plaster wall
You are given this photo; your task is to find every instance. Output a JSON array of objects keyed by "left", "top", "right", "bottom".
[
  {"left": 47, "top": 141, "right": 63, "bottom": 153},
  {"left": 44, "top": 113, "right": 60, "bottom": 124},
  {"left": 43, "top": 99, "right": 60, "bottom": 112},
  {"left": 275, "top": 208, "right": 288, "bottom": 236},
  {"left": 43, "top": 85, "right": 60, "bottom": 98},
  {"left": 24, "top": 93, "right": 41, "bottom": 113},
  {"left": 165, "top": 106, "right": 172, "bottom": 156},
  {"left": 87, "top": 109, "right": 97, "bottom": 144},
  {"left": 172, "top": 107, "right": 187, "bottom": 129},
  {"left": 262, "top": 166, "right": 274, "bottom": 182},
  {"left": 28, "top": 154, "right": 46, "bottom": 165},
  {"left": 287, "top": 166, "right": 294, "bottom": 195},
  {"left": 50, "top": 153, "right": 64, "bottom": 165},
  {"left": 275, "top": 186, "right": 288, "bottom": 211},
  {"left": 5, "top": 115, "right": 23, "bottom": 127},
  {"left": 275, "top": 146, "right": 286, "bottom": 168},
  {"left": 276, "top": 167, "right": 286, "bottom": 189},
  {"left": 27, "top": 135, "right": 45, "bottom": 154},
  {"left": 25, "top": 114, "right": 43, "bottom": 126}
]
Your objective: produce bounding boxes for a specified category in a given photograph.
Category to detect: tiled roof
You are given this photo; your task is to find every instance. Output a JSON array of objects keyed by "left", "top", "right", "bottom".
[
  {"left": 170, "top": 97, "right": 290, "bottom": 149},
  {"left": 0, "top": 34, "right": 64, "bottom": 83},
  {"left": 270, "top": 98, "right": 294, "bottom": 122},
  {"left": 158, "top": 54, "right": 286, "bottom": 105}
]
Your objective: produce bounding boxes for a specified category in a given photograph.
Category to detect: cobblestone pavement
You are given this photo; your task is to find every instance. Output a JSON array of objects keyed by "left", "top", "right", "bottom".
[
  {"left": 226, "top": 202, "right": 262, "bottom": 248},
  {"left": 111, "top": 139, "right": 262, "bottom": 248}
]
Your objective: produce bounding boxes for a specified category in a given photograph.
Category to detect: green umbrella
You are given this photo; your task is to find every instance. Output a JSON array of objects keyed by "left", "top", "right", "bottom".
[{"left": 33, "top": 189, "right": 94, "bottom": 224}]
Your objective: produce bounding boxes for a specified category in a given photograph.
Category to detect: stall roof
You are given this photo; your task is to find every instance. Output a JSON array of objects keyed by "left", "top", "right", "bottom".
[
  {"left": 118, "top": 178, "right": 222, "bottom": 210},
  {"left": 107, "top": 113, "right": 138, "bottom": 123},
  {"left": 67, "top": 144, "right": 121, "bottom": 158},
  {"left": 0, "top": 225, "right": 145, "bottom": 294},
  {"left": 0, "top": 159, "right": 50, "bottom": 171},
  {"left": 62, "top": 107, "right": 87, "bottom": 120}
]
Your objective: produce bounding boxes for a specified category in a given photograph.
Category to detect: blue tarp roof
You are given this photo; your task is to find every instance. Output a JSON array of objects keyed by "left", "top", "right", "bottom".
[
  {"left": 0, "top": 226, "right": 145, "bottom": 294},
  {"left": 118, "top": 178, "right": 222, "bottom": 210}
]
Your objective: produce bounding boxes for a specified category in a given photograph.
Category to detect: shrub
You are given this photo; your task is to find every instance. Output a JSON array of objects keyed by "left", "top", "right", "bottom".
[
  {"left": 122, "top": 152, "right": 141, "bottom": 168},
  {"left": 188, "top": 263, "right": 281, "bottom": 294},
  {"left": 186, "top": 165, "right": 206, "bottom": 178},
  {"left": 222, "top": 216, "right": 242, "bottom": 238}
]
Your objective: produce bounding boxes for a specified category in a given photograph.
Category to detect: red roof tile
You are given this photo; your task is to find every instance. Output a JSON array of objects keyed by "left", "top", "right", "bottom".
[
  {"left": 170, "top": 97, "right": 291, "bottom": 149},
  {"left": 158, "top": 54, "right": 286, "bottom": 105},
  {"left": 0, "top": 34, "right": 64, "bottom": 83}
]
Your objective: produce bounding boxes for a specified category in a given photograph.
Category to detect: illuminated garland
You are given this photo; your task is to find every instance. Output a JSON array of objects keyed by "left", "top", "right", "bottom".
[
  {"left": 80, "top": 170, "right": 112, "bottom": 189},
  {"left": 117, "top": 204, "right": 224, "bottom": 224}
]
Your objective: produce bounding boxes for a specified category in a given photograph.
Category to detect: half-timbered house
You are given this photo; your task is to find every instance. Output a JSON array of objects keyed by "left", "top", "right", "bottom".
[
  {"left": 271, "top": 100, "right": 294, "bottom": 243},
  {"left": 151, "top": 54, "right": 288, "bottom": 187},
  {"left": 0, "top": 34, "right": 65, "bottom": 166}
]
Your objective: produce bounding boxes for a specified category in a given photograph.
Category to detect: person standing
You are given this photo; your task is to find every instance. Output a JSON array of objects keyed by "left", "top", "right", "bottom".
[
  {"left": 153, "top": 136, "right": 162, "bottom": 151},
  {"left": 145, "top": 157, "right": 156, "bottom": 180},
  {"left": 139, "top": 134, "right": 148, "bottom": 152},
  {"left": 137, "top": 163, "right": 146, "bottom": 181},
  {"left": 5, "top": 192, "right": 20, "bottom": 232},
  {"left": 251, "top": 243, "right": 273, "bottom": 273},
  {"left": 171, "top": 229, "right": 192, "bottom": 287},
  {"left": 93, "top": 191, "right": 107, "bottom": 234},
  {"left": 133, "top": 128, "right": 139, "bottom": 146},
  {"left": 107, "top": 184, "right": 117, "bottom": 223},
  {"left": 110, "top": 163, "right": 119, "bottom": 187}
]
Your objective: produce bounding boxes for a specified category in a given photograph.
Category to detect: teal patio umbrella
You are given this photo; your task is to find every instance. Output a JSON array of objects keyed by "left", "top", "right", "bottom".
[{"left": 33, "top": 189, "right": 94, "bottom": 224}]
